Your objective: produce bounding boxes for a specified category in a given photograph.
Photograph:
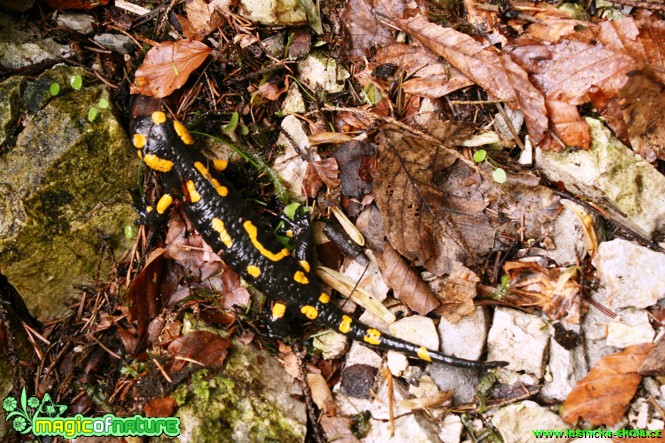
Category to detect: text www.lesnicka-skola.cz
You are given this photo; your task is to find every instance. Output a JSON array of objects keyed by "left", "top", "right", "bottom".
[{"left": 532, "top": 428, "right": 661, "bottom": 438}]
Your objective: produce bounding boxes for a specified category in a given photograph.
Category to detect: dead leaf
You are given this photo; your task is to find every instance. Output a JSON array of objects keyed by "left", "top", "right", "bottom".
[
  {"left": 333, "top": 140, "right": 377, "bottom": 200},
  {"left": 374, "top": 123, "right": 494, "bottom": 276},
  {"left": 131, "top": 40, "right": 212, "bottom": 98},
  {"left": 619, "top": 70, "right": 665, "bottom": 162},
  {"left": 435, "top": 261, "right": 479, "bottom": 322},
  {"left": 504, "top": 261, "right": 581, "bottom": 323},
  {"left": 376, "top": 241, "right": 440, "bottom": 315},
  {"left": 639, "top": 335, "right": 665, "bottom": 376},
  {"left": 340, "top": 0, "right": 396, "bottom": 60},
  {"left": 127, "top": 248, "right": 171, "bottom": 340},
  {"left": 167, "top": 331, "right": 231, "bottom": 373},
  {"left": 306, "top": 373, "right": 336, "bottom": 415},
  {"left": 179, "top": 0, "right": 229, "bottom": 41},
  {"left": 562, "top": 343, "right": 654, "bottom": 426},
  {"left": 144, "top": 397, "right": 178, "bottom": 417}
]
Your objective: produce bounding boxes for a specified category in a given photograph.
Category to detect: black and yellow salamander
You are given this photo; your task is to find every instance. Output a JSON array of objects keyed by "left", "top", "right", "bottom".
[{"left": 130, "top": 110, "right": 508, "bottom": 370}]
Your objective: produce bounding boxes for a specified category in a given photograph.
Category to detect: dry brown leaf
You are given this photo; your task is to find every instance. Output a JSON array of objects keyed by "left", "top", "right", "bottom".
[
  {"left": 376, "top": 241, "right": 440, "bottom": 315},
  {"left": 179, "top": 0, "right": 229, "bottom": 41},
  {"left": 388, "top": 15, "right": 548, "bottom": 145},
  {"left": 504, "top": 261, "right": 581, "bottom": 323},
  {"left": 127, "top": 248, "right": 170, "bottom": 340},
  {"left": 375, "top": 43, "right": 474, "bottom": 98},
  {"left": 167, "top": 330, "right": 231, "bottom": 373},
  {"left": 374, "top": 124, "right": 494, "bottom": 276},
  {"left": 544, "top": 100, "right": 590, "bottom": 149},
  {"left": 619, "top": 70, "right": 665, "bottom": 162},
  {"left": 562, "top": 342, "right": 654, "bottom": 426},
  {"left": 435, "top": 261, "right": 478, "bottom": 322},
  {"left": 340, "top": 0, "right": 395, "bottom": 60},
  {"left": 131, "top": 40, "right": 212, "bottom": 98}
]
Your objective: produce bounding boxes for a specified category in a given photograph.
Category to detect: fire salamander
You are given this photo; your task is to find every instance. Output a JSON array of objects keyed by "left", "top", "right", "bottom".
[{"left": 131, "top": 110, "right": 508, "bottom": 370}]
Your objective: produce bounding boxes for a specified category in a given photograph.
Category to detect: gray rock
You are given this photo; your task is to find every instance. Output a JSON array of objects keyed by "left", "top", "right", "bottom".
[
  {"left": 536, "top": 118, "right": 665, "bottom": 239},
  {"left": 546, "top": 199, "right": 601, "bottom": 265},
  {"left": 540, "top": 323, "right": 587, "bottom": 402},
  {"left": 389, "top": 315, "right": 440, "bottom": 351},
  {"left": 0, "top": 76, "right": 25, "bottom": 146},
  {"left": 439, "top": 414, "right": 463, "bottom": 443},
  {"left": 487, "top": 307, "right": 549, "bottom": 377},
  {"left": 365, "top": 413, "right": 443, "bottom": 443},
  {"left": 237, "top": 0, "right": 307, "bottom": 26},
  {"left": 0, "top": 12, "right": 73, "bottom": 69},
  {"left": 313, "top": 329, "right": 350, "bottom": 360},
  {"left": 298, "top": 52, "right": 350, "bottom": 94},
  {"left": 0, "top": 69, "right": 137, "bottom": 319},
  {"left": 492, "top": 401, "right": 568, "bottom": 443},
  {"left": 57, "top": 12, "right": 96, "bottom": 35},
  {"left": 93, "top": 33, "right": 136, "bottom": 54},
  {"left": 171, "top": 340, "right": 306, "bottom": 443},
  {"left": 345, "top": 341, "right": 382, "bottom": 368},
  {"left": 335, "top": 377, "right": 412, "bottom": 420},
  {"left": 427, "top": 364, "right": 480, "bottom": 404},
  {"left": 606, "top": 308, "right": 655, "bottom": 348},
  {"left": 582, "top": 304, "right": 620, "bottom": 367},
  {"left": 438, "top": 306, "right": 488, "bottom": 361},
  {"left": 592, "top": 238, "right": 665, "bottom": 310}
]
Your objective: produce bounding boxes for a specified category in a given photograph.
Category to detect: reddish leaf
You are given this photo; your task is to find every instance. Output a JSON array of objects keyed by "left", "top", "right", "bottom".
[
  {"left": 167, "top": 331, "right": 231, "bottom": 373},
  {"left": 388, "top": 15, "right": 548, "bottom": 145},
  {"left": 340, "top": 0, "right": 396, "bottom": 60},
  {"left": 435, "top": 261, "right": 479, "bottom": 322},
  {"left": 131, "top": 40, "right": 212, "bottom": 98},
  {"left": 562, "top": 343, "right": 654, "bottom": 426},
  {"left": 377, "top": 241, "right": 440, "bottom": 315},
  {"left": 144, "top": 397, "right": 178, "bottom": 417},
  {"left": 127, "top": 248, "right": 169, "bottom": 340}
]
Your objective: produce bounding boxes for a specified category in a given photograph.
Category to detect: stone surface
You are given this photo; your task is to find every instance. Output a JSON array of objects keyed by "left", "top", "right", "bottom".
[
  {"left": 275, "top": 115, "right": 311, "bottom": 202},
  {"left": 282, "top": 83, "right": 306, "bottom": 115},
  {"left": 536, "top": 118, "right": 665, "bottom": 239},
  {"left": 487, "top": 307, "right": 549, "bottom": 376},
  {"left": 170, "top": 340, "right": 306, "bottom": 443},
  {"left": 345, "top": 341, "right": 382, "bottom": 368},
  {"left": 438, "top": 306, "right": 488, "bottom": 361},
  {"left": 389, "top": 315, "right": 440, "bottom": 351},
  {"left": 93, "top": 33, "right": 135, "bottom": 54},
  {"left": 540, "top": 323, "right": 587, "bottom": 402},
  {"left": 313, "top": 329, "right": 349, "bottom": 360},
  {"left": 427, "top": 364, "right": 480, "bottom": 404},
  {"left": 365, "top": 414, "right": 443, "bottom": 443},
  {"left": 387, "top": 350, "right": 409, "bottom": 376},
  {"left": 582, "top": 305, "right": 620, "bottom": 368},
  {"left": 0, "top": 12, "right": 73, "bottom": 69},
  {"left": 492, "top": 401, "right": 568, "bottom": 443},
  {"left": 298, "top": 52, "right": 350, "bottom": 94},
  {"left": 546, "top": 199, "right": 601, "bottom": 265},
  {"left": 439, "top": 414, "right": 463, "bottom": 443},
  {"left": 0, "top": 70, "right": 136, "bottom": 319},
  {"left": 606, "top": 308, "right": 655, "bottom": 348},
  {"left": 0, "top": 76, "right": 25, "bottom": 146},
  {"left": 592, "top": 239, "right": 665, "bottom": 310},
  {"left": 237, "top": 0, "right": 307, "bottom": 26},
  {"left": 335, "top": 377, "right": 411, "bottom": 420},
  {"left": 57, "top": 12, "right": 96, "bottom": 35}
]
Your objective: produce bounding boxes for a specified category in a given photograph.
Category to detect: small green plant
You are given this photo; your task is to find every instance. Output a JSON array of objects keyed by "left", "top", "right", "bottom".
[
  {"left": 49, "top": 82, "right": 60, "bottom": 96},
  {"left": 473, "top": 149, "right": 507, "bottom": 184},
  {"left": 70, "top": 74, "right": 83, "bottom": 90}
]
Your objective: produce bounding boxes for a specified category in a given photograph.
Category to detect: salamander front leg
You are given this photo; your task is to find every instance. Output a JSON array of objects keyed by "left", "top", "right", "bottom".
[
  {"left": 135, "top": 193, "right": 174, "bottom": 225},
  {"left": 278, "top": 205, "right": 313, "bottom": 264}
]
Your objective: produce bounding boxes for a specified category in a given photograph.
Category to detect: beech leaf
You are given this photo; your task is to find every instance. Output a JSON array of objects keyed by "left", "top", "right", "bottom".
[
  {"left": 562, "top": 343, "right": 654, "bottom": 426},
  {"left": 131, "top": 40, "right": 212, "bottom": 98}
]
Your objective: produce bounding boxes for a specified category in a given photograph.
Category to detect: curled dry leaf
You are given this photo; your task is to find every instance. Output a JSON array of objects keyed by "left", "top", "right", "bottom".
[
  {"left": 435, "top": 261, "right": 479, "bottom": 322},
  {"left": 504, "top": 261, "right": 581, "bottom": 323},
  {"left": 387, "top": 14, "right": 548, "bottom": 145},
  {"left": 376, "top": 241, "right": 440, "bottom": 315},
  {"left": 178, "top": 0, "right": 230, "bottom": 41},
  {"left": 131, "top": 40, "right": 212, "bottom": 98},
  {"left": 562, "top": 342, "right": 653, "bottom": 426},
  {"left": 306, "top": 373, "right": 336, "bottom": 415},
  {"left": 167, "top": 330, "right": 231, "bottom": 373},
  {"left": 374, "top": 123, "right": 494, "bottom": 276},
  {"left": 340, "top": 0, "right": 396, "bottom": 60}
]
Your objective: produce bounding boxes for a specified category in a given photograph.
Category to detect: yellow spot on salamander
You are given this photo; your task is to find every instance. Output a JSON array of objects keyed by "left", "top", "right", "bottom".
[
  {"left": 211, "top": 218, "right": 233, "bottom": 248},
  {"left": 298, "top": 260, "right": 311, "bottom": 273},
  {"left": 272, "top": 302, "right": 286, "bottom": 320},
  {"left": 243, "top": 221, "right": 290, "bottom": 262},
  {"left": 136, "top": 150, "right": 143, "bottom": 160},
  {"left": 319, "top": 293, "right": 330, "bottom": 304},
  {"left": 213, "top": 158, "right": 228, "bottom": 171},
  {"left": 364, "top": 329, "right": 381, "bottom": 346},
  {"left": 286, "top": 230, "right": 294, "bottom": 238},
  {"left": 417, "top": 347, "right": 432, "bottom": 362},
  {"left": 156, "top": 194, "right": 173, "bottom": 214},
  {"left": 143, "top": 154, "right": 174, "bottom": 172},
  {"left": 146, "top": 206, "right": 153, "bottom": 213},
  {"left": 194, "top": 161, "right": 228, "bottom": 197},
  {"left": 339, "top": 315, "right": 352, "bottom": 334},
  {"left": 173, "top": 120, "right": 194, "bottom": 145},
  {"left": 247, "top": 265, "right": 261, "bottom": 277},
  {"left": 301, "top": 305, "right": 318, "bottom": 320},
  {"left": 210, "top": 178, "right": 228, "bottom": 197},
  {"left": 294, "top": 271, "right": 309, "bottom": 285},
  {"left": 186, "top": 180, "right": 201, "bottom": 203},
  {"left": 132, "top": 133, "right": 146, "bottom": 149},
  {"left": 152, "top": 111, "right": 167, "bottom": 124}
]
